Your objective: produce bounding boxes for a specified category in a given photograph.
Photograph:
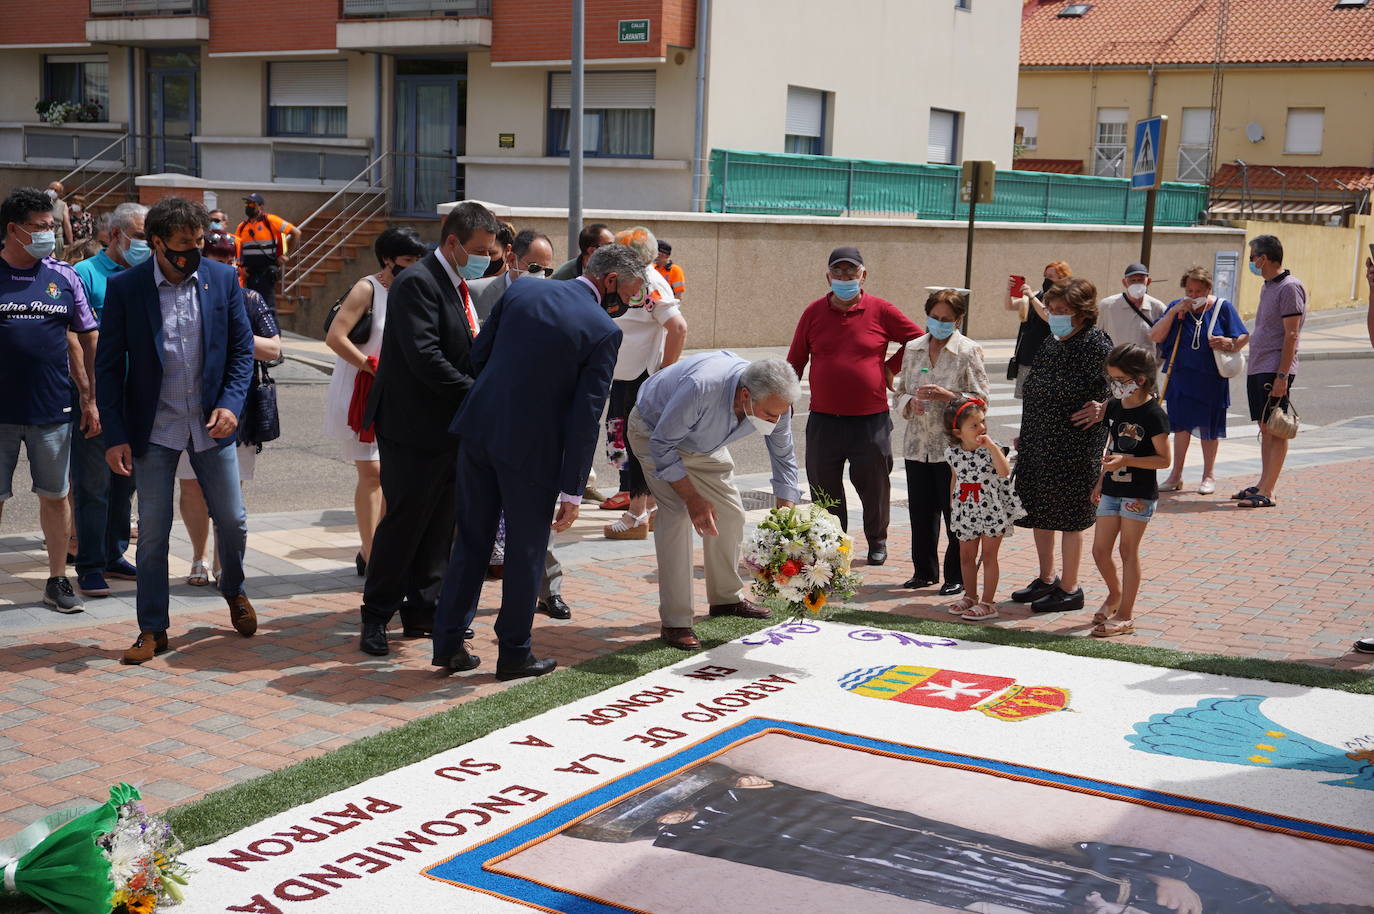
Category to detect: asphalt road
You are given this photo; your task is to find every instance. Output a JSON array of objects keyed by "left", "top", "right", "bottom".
[{"left": 2, "top": 355, "right": 1372, "bottom": 535}]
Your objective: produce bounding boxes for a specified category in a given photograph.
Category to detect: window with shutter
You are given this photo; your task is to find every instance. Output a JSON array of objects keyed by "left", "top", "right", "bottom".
[
  {"left": 928, "top": 109, "right": 960, "bottom": 165},
  {"left": 1093, "top": 107, "right": 1128, "bottom": 177},
  {"left": 269, "top": 60, "right": 348, "bottom": 137},
  {"left": 1283, "top": 108, "right": 1323, "bottom": 155},
  {"left": 785, "top": 86, "right": 826, "bottom": 155},
  {"left": 1177, "top": 107, "right": 1213, "bottom": 181},
  {"left": 1015, "top": 108, "right": 1038, "bottom": 150},
  {"left": 548, "top": 71, "right": 656, "bottom": 158}
]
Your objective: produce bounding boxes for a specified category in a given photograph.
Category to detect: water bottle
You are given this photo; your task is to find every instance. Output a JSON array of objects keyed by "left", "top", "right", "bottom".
[{"left": 912, "top": 367, "right": 930, "bottom": 415}]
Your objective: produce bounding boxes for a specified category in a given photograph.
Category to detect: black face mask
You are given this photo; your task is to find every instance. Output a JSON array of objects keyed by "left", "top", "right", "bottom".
[
  {"left": 482, "top": 257, "right": 505, "bottom": 278},
  {"left": 1041, "top": 276, "right": 1055, "bottom": 294},
  {"left": 244, "top": 205, "right": 258, "bottom": 219},
  {"left": 601, "top": 285, "right": 628, "bottom": 319},
  {"left": 163, "top": 244, "right": 202, "bottom": 276}
]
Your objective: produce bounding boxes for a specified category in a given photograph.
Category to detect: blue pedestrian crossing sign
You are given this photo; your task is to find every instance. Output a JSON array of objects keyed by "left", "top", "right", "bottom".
[{"left": 1131, "top": 115, "right": 1167, "bottom": 190}]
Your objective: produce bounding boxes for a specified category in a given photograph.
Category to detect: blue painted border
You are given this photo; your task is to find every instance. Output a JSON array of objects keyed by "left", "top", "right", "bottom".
[{"left": 423, "top": 718, "right": 1374, "bottom": 913}]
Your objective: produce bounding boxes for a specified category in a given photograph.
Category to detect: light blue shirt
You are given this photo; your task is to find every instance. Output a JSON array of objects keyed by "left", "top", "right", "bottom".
[
  {"left": 73, "top": 249, "right": 123, "bottom": 320},
  {"left": 635, "top": 350, "right": 801, "bottom": 502},
  {"left": 148, "top": 259, "right": 214, "bottom": 453}
]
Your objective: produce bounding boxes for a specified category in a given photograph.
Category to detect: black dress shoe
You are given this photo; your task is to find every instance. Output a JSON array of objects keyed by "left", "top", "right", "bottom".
[
  {"left": 867, "top": 548, "right": 887, "bottom": 566},
  {"left": 495, "top": 656, "right": 557, "bottom": 681},
  {"left": 400, "top": 603, "right": 435, "bottom": 638},
  {"left": 359, "top": 622, "right": 389, "bottom": 656},
  {"left": 902, "top": 576, "right": 936, "bottom": 589},
  {"left": 938, "top": 582, "right": 964, "bottom": 597},
  {"left": 1011, "top": 575, "right": 1060, "bottom": 604},
  {"left": 355, "top": 552, "right": 366, "bottom": 576},
  {"left": 538, "top": 595, "right": 572, "bottom": 620},
  {"left": 1031, "top": 586, "right": 1085, "bottom": 613},
  {"left": 434, "top": 645, "right": 481, "bottom": 674}
]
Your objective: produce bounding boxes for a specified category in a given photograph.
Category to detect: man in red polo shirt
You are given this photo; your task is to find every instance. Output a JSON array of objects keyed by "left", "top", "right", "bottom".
[{"left": 787, "top": 246, "right": 922, "bottom": 566}]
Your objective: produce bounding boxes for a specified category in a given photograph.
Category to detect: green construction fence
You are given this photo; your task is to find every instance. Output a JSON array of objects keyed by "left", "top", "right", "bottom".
[{"left": 705, "top": 149, "right": 1209, "bottom": 227}]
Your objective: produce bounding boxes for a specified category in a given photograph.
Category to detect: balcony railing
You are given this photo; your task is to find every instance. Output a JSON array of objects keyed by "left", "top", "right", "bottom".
[
  {"left": 90, "top": 0, "right": 206, "bottom": 15},
  {"left": 341, "top": 0, "right": 491, "bottom": 16}
]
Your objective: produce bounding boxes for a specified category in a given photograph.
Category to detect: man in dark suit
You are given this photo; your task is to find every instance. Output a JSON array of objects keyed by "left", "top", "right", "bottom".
[
  {"left": 95, "top": 196, "right": 256, "bottom": 665},
  {"left": 430, "top": 243, "right": 636, "bottom": 679},
  {"left": 358, "top": 202, "right": 498, "bottom": 656}
]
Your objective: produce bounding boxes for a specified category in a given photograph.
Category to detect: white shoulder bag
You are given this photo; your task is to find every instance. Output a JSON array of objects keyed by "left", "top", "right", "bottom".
[{"left": 1207, "top": 298, "right": 1247, "bottom": 378}]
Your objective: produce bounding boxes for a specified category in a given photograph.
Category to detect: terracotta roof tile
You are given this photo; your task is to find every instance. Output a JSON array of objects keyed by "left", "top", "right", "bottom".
[
  {"left": 1021, "top": 0, "right": 1374, "bottom": 66},
  {"left": 1013, "top": 158, "right": 1086, "bottom": 173},
  {"left": 1212, "top": 163, "right": 1374, "bottom": 193}
]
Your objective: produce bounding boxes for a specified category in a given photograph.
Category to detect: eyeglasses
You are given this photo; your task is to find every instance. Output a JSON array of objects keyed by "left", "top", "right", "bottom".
[
  {"left": 523, "top": 262, "right": 554, "bottom": 277},
  {"left": 21, "top": 221, "right": 57, "bottom": 232}
]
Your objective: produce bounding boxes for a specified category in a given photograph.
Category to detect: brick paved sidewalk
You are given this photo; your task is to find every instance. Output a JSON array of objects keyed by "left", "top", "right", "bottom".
[{"left": 0, "top": 458, "right": 1369, "bottom": 834}]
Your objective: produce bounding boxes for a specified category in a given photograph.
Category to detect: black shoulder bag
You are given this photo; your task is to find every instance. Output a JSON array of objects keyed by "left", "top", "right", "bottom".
[
  {"left": 322, "top": 280, "right": 375, "bottom": 345},
  {"left": 238, "top": 362, "right": 281, "bottom": 452}
]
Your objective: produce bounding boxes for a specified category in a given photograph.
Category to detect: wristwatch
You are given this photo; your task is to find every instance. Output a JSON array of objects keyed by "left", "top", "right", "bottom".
[{"left": 1275, "top": 372, "right": 1289, "bottom": 379}]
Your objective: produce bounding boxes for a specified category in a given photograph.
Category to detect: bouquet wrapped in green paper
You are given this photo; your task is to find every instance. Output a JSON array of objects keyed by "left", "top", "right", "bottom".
[{"left": 0, "top": 784, "right": 189, "bottom": 913}]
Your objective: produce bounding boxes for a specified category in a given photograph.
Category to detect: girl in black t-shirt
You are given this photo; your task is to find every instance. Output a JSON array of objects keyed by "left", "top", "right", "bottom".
[{"left": 1090, "top": 344, "right": 1171, "bottom": 638}]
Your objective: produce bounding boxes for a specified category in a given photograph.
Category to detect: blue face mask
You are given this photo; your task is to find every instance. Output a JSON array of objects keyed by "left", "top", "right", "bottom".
[
  {"left": 1248, "top": 261, "right": 1263, "bottom": 277},
  {"left": 209, "top": 221, "right": 224, "bottom": 230},
  {"left": 1047, "top": 313, "right": 1076, "bottom": 339},
  {"left": 456, "top": 251, "right": 490, "bottom": 281},
  {"left": 926, "top": 317, "right": 956, "bottom": 340},
  {"left": 123, "top": 238, "right": 151, "bottom": 266},
  {"left": 829, "top": 278, "right": 861, "bottom": 300},
  {"left": 20, "top": 228, "right": 55, "bottom": 260}
]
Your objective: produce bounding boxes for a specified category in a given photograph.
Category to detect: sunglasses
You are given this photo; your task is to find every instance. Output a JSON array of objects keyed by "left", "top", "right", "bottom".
[{"left": 524, "top": 262, "right": 554, "bottom": 277}]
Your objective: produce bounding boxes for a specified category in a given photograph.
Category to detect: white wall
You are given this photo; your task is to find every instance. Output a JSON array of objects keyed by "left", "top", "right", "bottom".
[
  {"left": 704, "top": 0, "right": 1019, "bottom": 166},
  {"left": 465, "top": 160, "right": 691, "bottom": 212},
  {"left": 0, "top": 50, "right": 45, "bottom": 123}
]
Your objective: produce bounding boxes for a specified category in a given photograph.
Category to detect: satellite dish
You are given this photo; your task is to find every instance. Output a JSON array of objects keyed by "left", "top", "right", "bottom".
[{"left": 1245, "top": 122, "right": 1265, "bottom": 143}]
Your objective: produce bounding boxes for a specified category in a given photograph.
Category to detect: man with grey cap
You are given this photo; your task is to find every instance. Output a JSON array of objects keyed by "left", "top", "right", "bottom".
[
  {"left": 629, "top": 352, "right": 802, "bottom": 650},
  {"left": 787, "top": 245, "right": 921, "bottom": 566},
  {"left": 1098, "top": 263, "right": 1166, "bottom": 352}
]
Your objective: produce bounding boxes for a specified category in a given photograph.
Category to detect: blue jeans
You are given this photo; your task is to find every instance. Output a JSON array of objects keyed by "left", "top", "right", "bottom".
[
  {"left": 134, "top": 441, "right": 246, "bottom": 633},
  {"left": 71, "top": 428, "right": 136, "bottom": 575}
]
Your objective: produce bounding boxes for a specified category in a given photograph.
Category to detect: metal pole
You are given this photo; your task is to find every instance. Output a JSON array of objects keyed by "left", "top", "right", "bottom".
[
  {"left": 1140, "top": 186, "right": 1158, "bottom": 266},
  {"left": 568, "top": 0, "right": 585, "bottom": 259},
  {"left": 689, "top": 0, "right": 710, "bottom": 212},
  {"left": 962, "top": 163, "right": 978, "bottom": 334}
]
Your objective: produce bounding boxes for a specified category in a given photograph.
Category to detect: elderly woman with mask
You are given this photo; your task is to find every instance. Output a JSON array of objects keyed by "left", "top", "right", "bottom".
[
  {"left": 1012, "top": 278, "right": 1112, "bottom": 614},
  {"left": 896, "top": 289, "right": 989, "bottom": 599}
]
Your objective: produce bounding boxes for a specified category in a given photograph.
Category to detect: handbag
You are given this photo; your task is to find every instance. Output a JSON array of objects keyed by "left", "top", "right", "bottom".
[
  {"left": 322, "top": 281, "right": 374, "bottom": 345},
  {"left": 1263, "top": 393, "right": 1300, "bottom": 440},
  {"left": 1206, "top": 298, "right": 1247, "bottom": 378},
  {"left": 238, "top": 362, "right": 281, "bottom": 449}
]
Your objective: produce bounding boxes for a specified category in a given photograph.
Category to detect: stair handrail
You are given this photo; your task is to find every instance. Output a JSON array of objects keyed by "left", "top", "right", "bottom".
[
  {"left": 281, "top": 152, "right": 392, "bottom": 299},
  {"left": 293, "top": 150, "right": 390, "bottom": 237},
  {"left": 282, "top": 192, "right": 390, "bottom": 297},
  {"left": 56, "top": 131, "right": 130, "bottom": 187}
]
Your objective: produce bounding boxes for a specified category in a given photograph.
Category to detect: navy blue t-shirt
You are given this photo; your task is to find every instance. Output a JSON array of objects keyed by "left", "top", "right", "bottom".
[{"left": 0, "top": 257, "right": 98, "bottom": 425}]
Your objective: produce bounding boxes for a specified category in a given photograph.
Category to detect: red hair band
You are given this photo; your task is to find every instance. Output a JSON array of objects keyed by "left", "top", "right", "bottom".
[{"left": 952, "top": 397, "right": 987, "bottom": 431}]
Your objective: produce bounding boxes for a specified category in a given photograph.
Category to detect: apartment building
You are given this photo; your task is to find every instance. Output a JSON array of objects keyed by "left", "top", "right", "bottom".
[
  {"left": 0, "top": 0, "right": 1020, "bottom": 217},
  {"left": 1014, "top": 0, "right": 1374, "bottom": 220}
]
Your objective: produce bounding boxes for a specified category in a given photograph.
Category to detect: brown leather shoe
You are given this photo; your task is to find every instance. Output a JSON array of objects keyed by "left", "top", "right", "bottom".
[
  {"left": 227, "top": 593, "right": 258, "bottom": 636},
  {"left": 661, "top": 627, "right": 701, "bottom": 650},
  {"left": 707, "top": 599, "right": 771, "bottom": 619},
  {"left": 121, "top": 631, "right": 169, "bottom": 665}
]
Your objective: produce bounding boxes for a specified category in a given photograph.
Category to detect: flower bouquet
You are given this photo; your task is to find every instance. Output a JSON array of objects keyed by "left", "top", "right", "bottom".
[
  {"left": 744, "top": 501, "right": 861, "bottom": 618},
  {"left": 0, "top": 783, "right": 190, "bottom": 914}
]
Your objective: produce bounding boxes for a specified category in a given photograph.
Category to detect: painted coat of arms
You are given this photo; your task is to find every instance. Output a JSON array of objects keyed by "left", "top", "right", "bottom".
[{"left": 838, "top": 665, "right": 1070, "bottom": 721}]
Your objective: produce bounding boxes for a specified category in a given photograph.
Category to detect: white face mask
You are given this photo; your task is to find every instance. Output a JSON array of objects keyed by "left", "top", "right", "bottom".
[
  {"left": 1109, "top": 379, "right": 1140, "bottom": 400},
  {"left": 745, "top": 393, "right": 778, "bottom": 436},
  {"left": 1191, "top": 295, "right": 1211, "bottom": 311},
  {"left": 1126, "top": 283, "right": 1147, "bottom": 300}
]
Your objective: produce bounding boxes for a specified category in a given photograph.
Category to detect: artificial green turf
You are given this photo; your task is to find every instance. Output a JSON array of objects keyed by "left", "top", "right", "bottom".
[{"left": 2, "top": 611, "right": 1370, "bottom": 914}]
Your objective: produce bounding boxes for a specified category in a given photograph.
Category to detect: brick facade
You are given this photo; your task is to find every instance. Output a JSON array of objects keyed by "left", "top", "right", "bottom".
[
  {"left": 492, "top": 0, "right": 696, "bottom": 63},
  {"left": 206, "top": 0, "right": 337, "bottom": 54},
  {"left": 4, "top": 0, "right": 87, "bottom": 46}
]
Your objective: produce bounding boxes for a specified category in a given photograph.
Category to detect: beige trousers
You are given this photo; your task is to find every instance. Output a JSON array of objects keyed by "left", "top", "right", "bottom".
[{"left": 628, "top": 408, "right": 746, "bottom": 629}]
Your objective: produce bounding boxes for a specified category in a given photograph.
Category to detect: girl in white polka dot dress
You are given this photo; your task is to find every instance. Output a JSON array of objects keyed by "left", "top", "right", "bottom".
[{"left": 942, "top": 396, "right": 1026, "bottom": 622}]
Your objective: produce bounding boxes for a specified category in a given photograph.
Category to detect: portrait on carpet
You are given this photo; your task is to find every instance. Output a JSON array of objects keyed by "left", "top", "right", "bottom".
[{"left": 484, "top": 731, "right": 1374, "bottom": 914}]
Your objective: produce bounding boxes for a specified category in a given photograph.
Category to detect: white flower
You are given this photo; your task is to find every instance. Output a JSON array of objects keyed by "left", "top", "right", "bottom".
[
  {"left": 104, "top": 830, "right": 145, "bottom": 886},
  {"left": 802, "top": 560, "right": 833, "bottom": 589},
  {"left": 784, "top": 540, "right": 808, "bottom": 558}
]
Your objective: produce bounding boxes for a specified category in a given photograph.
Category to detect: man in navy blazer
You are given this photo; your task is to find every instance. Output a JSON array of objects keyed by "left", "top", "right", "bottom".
[
  {"left": 430, "top": 243, "right": 636, "bottom": 679},
  {"left": 95, "top": 196, "right": 257, "bottom": 665}
]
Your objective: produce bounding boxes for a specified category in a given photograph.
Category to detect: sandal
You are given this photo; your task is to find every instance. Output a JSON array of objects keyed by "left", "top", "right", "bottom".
[
  {"left": 1231, "top": 485, "right": 1260, "bottom": 500},
  {"left": 961, "top": 601, "right": 999, "bottom": 622},
  {"left": 1236, "top": 493, "right": 1276, "bottom": 508},
  {"left": 187, "top": 560, "right": 210, "bottom": 587},
  {"left": 1092, "top": 600, "right": 1120, "bottom": 626},
  {"left": 1091, "top": 619, "right": 1136, "bottom": 638},
  {"left": 604, "top": 511, "right": 650, "bottom": 540},
  {"left": 946, "top": 596, "right": 977, "bottom": 615}
]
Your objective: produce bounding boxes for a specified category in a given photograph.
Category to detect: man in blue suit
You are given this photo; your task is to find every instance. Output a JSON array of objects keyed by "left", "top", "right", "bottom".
[
  {"left": 430, "top": 244, "right": 635, "bottom": 679},
  {"left": 96, "top": 196, "right": 257, "bottom": 665}
]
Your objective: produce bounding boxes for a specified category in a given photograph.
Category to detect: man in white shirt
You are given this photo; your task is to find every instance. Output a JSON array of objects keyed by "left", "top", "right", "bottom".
[{"left": 1098, "top": 263, "right": 1167, "bottom": 351}]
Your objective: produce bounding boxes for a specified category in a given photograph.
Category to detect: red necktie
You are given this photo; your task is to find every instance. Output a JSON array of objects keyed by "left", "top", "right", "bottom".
[{"left": 459, "top": 279, "right": 479, "bottom": 336}]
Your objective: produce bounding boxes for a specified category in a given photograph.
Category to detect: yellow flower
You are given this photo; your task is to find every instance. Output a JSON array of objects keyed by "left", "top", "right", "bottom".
[
  {"left": 127, "top": 894, "right": 157, "bottom": 914},
  {"left": 804, "top": 591, "right": 827, "bottom": 613}
]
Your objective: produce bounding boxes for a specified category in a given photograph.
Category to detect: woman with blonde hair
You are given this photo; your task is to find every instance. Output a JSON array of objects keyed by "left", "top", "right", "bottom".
[{"left": 1149, "top": 266, "right": 1248, "bottom": 495}]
